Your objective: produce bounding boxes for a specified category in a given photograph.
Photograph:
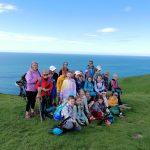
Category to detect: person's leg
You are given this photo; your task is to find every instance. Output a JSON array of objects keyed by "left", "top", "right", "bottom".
[
  {"left": 118, "top": 94, "right": 122, "bottom": 105},
  {"left": 63, "top": 121, "right": 74, "bottom": 130},
  {"left": 25, "top": 91, "right": 32, "bottom": 118},
  {"left": 40, "top": 97, "right": 46, "bottom": 120},
  {"left": 30, "top": 92, "right": 37, "bottom": 114}
]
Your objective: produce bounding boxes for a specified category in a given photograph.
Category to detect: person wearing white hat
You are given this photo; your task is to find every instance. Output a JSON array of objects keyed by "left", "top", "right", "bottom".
[
  {"left": 93, "top": 66, "right": 102, "bottom": 81},
  {"left": 49, "top": 65, "right": 58, "bottom": 82}
]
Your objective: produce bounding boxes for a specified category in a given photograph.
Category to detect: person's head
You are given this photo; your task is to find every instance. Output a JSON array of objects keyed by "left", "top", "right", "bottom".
[
  {"left": 113, "top": 92, "right": 118, "bottom": 98},
  {"left": 61, "top": 71, "right": 67, "bottom": 78},
  {"left": 63, "top": 62, "right": 68, "bottom": 68},
  {"left": 49, "top": 65, "right": 56, "bottom": 74},
  {"left": 66, "top": 71, "right": 72, "bottom": 79},
  {"left": 96, "top": 66, "right": 102, "bottom": 72},
  {"left": 98, "top": 97, "right": 104, "bottom": 104},
  {"left": 89, "top": 60, "right": 94, "bottom": 67},
  {"left": 79, "top": 89, "right": 85, "bottom": 97},
  {"left": 49, "top": 70, "right": 53, "bottom": 78},
  {"left": 85, "top": 91, "right": 90, "bottom": 97},
  {"left": 113, "top": 74, "right": 118, "bottom": 80},
  {"left": 74, "top": 70, "right": 81, "bottom": 79},
  {"left": 31, "top": 61, "right": 38, "bottom": 71},
  {"left": 105, "top": 71, "right": 110, "bottom": 78},
  {"left": 87, "top": 77, "right": 92, "bottom": 82},
  {"left": 76, "top": 96, "right": 81, "bottom": 105},
  {"left": 68, "top": 95, "right": 75, "bottom": 106},
  {"left": 42, "top": 70, "right": 49, "bottom": 79},
  {"left": 97, "top": 75, "right": 103, "bottom": 81},
  {"left": 79, "top": 75, "right": 84, "bottom": 81}
]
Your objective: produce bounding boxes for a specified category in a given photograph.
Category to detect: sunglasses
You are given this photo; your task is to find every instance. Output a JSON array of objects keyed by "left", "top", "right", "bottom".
[{"left": 43, "top": 74, "right": 48, "bottom": 76}]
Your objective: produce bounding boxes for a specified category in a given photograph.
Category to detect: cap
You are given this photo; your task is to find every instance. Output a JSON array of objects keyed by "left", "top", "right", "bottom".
[
  {"left": 75, "top": 70, "right": 81, "bottom": 75},
  {"left": 96, "top": 66, "right": 102, "bottom": 71},
  {"left": 49, "top": 66, "right": 56, "bottom": 71}
]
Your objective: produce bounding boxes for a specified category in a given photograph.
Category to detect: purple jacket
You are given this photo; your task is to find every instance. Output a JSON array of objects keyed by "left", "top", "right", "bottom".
[{"left": 25, "top": 69, "right": 41, "bottom": 92}]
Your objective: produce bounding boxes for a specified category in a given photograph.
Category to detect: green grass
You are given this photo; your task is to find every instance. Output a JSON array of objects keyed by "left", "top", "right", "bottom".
[{"left": 0, "top": 75, "right": 150, "bottom": 150}]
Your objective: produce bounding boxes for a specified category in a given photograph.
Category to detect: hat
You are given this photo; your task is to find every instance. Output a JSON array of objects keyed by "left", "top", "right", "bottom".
[
  {"left": 96, "top": 66, "right": 102, "bottom": 70},
  {"left": 49, "top": 66, "right": 56, "bottom": 71},
  {"left": 75, "top": 70, "right": 81, "bottom": 75},
  {"left": 114, "top": 92, "right": 118, "bottom": 96}
]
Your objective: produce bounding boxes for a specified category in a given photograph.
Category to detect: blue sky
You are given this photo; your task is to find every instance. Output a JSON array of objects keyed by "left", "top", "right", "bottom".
[{"left": 0, "top": 0, "right": 150, "bottom": 56}]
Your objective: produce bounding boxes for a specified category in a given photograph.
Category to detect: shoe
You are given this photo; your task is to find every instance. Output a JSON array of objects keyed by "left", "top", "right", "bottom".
[
  {"left": 105, "top": 120, "right": 111, "bottom": 125},
  {"left": 25, "top": 114, "right": 31, "bottom": 119}
]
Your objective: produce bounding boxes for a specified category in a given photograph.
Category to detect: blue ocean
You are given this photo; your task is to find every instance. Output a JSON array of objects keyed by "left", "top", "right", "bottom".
[{"left": 0, "top": 52, "right": 150, "bottom": 95}]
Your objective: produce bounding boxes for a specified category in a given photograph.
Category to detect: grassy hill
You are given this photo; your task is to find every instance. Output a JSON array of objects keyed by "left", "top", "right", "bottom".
[{"left": 0, "top": 75, "right": 150, "bottom": 150}]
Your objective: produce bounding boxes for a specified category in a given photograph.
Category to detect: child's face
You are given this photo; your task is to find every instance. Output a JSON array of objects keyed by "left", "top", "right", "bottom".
[
  {"left": 68, "top": 98, "right": 75, "bottom": 106},
  {"left": 88, "top": 77, "right": 92, "bottom": 82},
  {"left": 86, "top": 92, "right": 90, "bottom": 97},
  {"left": 76, "top": 98, "right": 81, "bottom": 105},
  {"left": 67, "top": 72, "right": 72, "bottom": 79},
  {"left": 98, "top": 99, "right": 103, "bottom": 104},
  {"left": 97, "top": 76, "right": 102, "bottom": 81},
  {"left": 80, "top": 90, "right": 85, "bottom": 96}
]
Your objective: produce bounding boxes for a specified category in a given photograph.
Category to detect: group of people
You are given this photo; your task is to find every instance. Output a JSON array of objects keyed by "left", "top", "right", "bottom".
[{"left": 21, "top": 60, "right": 127, "bottom": 132}]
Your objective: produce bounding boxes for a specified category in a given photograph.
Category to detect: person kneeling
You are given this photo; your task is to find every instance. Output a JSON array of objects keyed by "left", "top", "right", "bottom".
[{"left": 61, "top": 96, "right": 81, "bottom": 131}]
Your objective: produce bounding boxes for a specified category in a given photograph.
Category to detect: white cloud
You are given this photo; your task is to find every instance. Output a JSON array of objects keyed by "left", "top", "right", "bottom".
[
  {"left": 124, "top": 6, "right": 132, "bottom": 12},
  {"left": 97, "top": 27, "right": 118, "bottom": 33},
  {"left": 0, "top": 31, "right": 57, "bottom": 42},
  {"left": 0, "top": 3, "right": 16, "bottom": 13}
]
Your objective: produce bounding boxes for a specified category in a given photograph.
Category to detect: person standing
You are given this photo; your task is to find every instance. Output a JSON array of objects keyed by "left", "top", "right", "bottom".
[{"left": 25, "top": 62, "right": 41, "bottom": 119}]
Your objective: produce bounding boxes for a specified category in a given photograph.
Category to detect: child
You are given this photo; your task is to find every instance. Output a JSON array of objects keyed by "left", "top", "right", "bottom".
[
  {"left": 79, "top": 89, "right": 90, "bottom": 117},
  {"left": 60, "top": 71, "right": 76, "bottom": 103},
  {"left": 108, "top": 92, "right": 118, "bottom": 107},
  {"left": 85, "top": 91, "right": 95, "bottom": 110},
  {"left": 61, "top": 96, "right": 81, "bottom": 131},
  {"left": 111, "top": 74, "right": 122, "bottom": 105},
  {"left": 84, "top": 77, "right": 96, "bottom": 96},
  {"left": 36, "top": 70, "right": 53, "bottom": 120},
  {"left": 91, "top": 96, "right": 111, "bottom": 124},
  {"left": 94, "top": 75, "right": 106, "bottom": 95},
  {"left": 93, "top": 66, "right": 102, "bottom": 81},
  {"left": 75, "top": 96, "right": 89, "bottom": 126},
  {"left": 86, "top": 60, "right": 96, "bottom": 80},
  {"left": 56, "top": 72, "right": 66, "bottom": 104}
]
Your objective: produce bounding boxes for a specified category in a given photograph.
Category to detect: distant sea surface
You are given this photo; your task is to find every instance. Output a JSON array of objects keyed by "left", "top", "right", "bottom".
[{"left": 0, "top": 52, "right": 150, "bottom": 95}]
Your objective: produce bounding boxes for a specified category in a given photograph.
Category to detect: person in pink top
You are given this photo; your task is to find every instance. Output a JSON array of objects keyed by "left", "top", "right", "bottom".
[{"left": 25, "top": 62, "right": 41, "bottom": 119}]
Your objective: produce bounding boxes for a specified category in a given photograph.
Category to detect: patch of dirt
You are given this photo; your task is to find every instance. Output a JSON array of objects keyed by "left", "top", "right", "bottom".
[{"left": 132, "top": 133, "right": 143, "bottom": 139}]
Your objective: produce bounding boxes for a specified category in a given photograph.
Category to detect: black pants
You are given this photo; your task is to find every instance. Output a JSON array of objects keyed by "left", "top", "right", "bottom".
[
  {"left": 26, "top": 91, "right": 37, "bottom": 111},
  {"left": 118, "top": 93, "right": 122, "bottom": 105}
]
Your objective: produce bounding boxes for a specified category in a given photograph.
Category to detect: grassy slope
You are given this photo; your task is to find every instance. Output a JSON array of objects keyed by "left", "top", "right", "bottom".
[{"left": 0, "top": 75, "right": 150, "bottom": 150}]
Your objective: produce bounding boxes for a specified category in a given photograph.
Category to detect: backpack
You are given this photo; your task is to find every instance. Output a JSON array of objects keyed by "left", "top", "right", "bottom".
[
  {"left": 107, "top": 113, "right": 114, "bottom": 123},
  {"left": 110, "top": 105, "right": 120, "bottom": 115},
  {"left": 53, "top": 103, "right": 66, "bottom": 121}
]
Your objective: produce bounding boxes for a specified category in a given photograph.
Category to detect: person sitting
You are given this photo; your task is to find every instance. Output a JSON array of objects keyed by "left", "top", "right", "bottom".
[
  {"left": 79, "top": 89, "right": 90, "bottom": 117},
  {"left": 75, "top": 96, "right": 89, "bottom": 126},
  {"left": 61, "top": 96, "right": 81, "bottom": 131},
  {"left": 108, "top": 92, "right": 118, "bottom": 107},
  {"left": 36, "top": 70, "right": 53, "bottom": 120},
  {"left": 93, "top": 66, "right": 102, "bottom": 81},
  {"left": 84, "top": 76, "right": 96, "bottom": 97},
  {"left": 111, "top": 74, "right": 122, "bottom": 105},
  {"left": 59, "top": 62, "right": 69, "bottom": 76},
  {"left": 91, "top": 96, "right": 111, "bottom": 124},
  {"left": 60, "top": 71, "right": 76, "bottom": 103},
  {"left": 94, "top": 75, "right": 106, "bottom": 95}
]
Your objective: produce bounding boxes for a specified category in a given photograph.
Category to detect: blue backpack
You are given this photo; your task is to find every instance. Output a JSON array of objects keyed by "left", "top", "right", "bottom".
[{"left": 53, "top": 103, "right": 66, "bottom": 121}]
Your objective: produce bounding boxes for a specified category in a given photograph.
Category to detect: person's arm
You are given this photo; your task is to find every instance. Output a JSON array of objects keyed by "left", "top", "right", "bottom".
[
  {"left": 94, "top": 81, "right": 99, "bottom": 92},
  {"left": 84, "top": 81, "right": 88, "bottom": 91},
  {"left": 73, "top": 81, "right": 77, "bottom": 97},
  {"left": 84, "top": 97, "right": 90, "bottom": 114}
]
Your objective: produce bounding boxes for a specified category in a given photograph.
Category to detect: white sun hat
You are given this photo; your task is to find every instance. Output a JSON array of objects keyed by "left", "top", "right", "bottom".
[
  {"left": 49, "top": 65, "right": 56, "bottom": 71},
  {"left": 75, "top": 70, "right": 81, "bottom": 75},
  {"left": 96, "top": 66, "right": 102, "bottom": 70}
]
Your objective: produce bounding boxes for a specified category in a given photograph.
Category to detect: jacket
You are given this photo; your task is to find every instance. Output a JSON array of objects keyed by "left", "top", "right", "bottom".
[
  {"left": 56, "top": 75, "right": 65, "bottom": 93},
  {"left": 36, "top": 77, "right": 53, "bottom": 96},
  {"left": 25, "top": 69, "right": 41, "bottom": 92}
]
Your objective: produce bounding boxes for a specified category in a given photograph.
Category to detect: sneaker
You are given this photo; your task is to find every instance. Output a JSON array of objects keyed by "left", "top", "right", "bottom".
[
  {"left": 25, "top": 114, "right": 31, "bottom": 119},
  {"left": 105, "top": 120, "right": 111, "bottom": 125}
]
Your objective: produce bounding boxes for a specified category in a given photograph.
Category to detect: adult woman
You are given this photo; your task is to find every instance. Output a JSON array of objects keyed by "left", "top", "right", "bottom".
[{"left": 25, "top": 62, "right": 41, "bottom": 119}]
